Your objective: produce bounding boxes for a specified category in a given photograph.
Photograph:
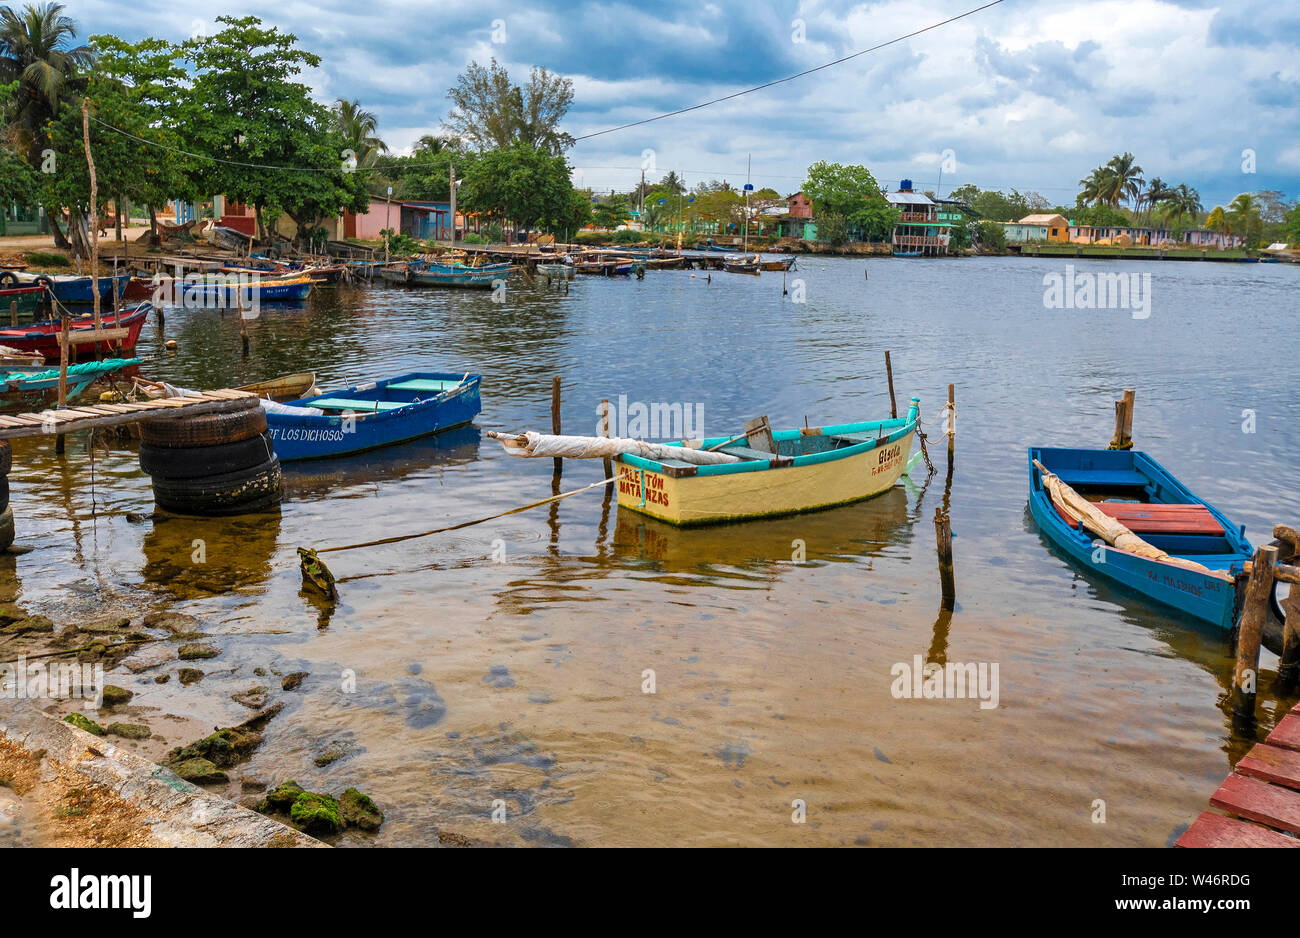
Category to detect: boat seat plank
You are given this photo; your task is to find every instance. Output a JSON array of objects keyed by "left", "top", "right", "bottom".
[
  {"left": 1236, "top": 743, "right": 1300, "bottom": 791},
  {"left": 1175, "top": 812, "right": 1300, "bottom": 848},
  {"left": 718, "top": 445, "right": 778, "bottom": 461},
  {"left": 1209, "top": 773, "right": 1300, "bottom": 834},
  {"left": 387, "top": 379, "right": 461, "bottom": 392},
  {"left": 1266, "top": 715, "right": 1300, "bottom": 753},
  {"left": 829, "top": 431, "right": 887, "bottom": 446},
  {"left": 306, "top": 397, "right": 408, "bottom": 412},
  {"left": 1053, "top": 468, "right": 1149, "bottom": 488},
  {"left": 1051, "top": 500, "right": 1225, "bottom": 536}
]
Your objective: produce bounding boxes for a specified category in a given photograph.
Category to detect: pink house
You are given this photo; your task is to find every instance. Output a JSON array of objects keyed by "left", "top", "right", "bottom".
[{"left": 786, "top": 191, "right": 813, "bottom": 218}]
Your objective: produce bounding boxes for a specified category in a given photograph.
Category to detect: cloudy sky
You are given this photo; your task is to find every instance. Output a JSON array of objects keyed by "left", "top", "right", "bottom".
[{"left": 68, "top": 0, "right": 1298, "bottom": 207}]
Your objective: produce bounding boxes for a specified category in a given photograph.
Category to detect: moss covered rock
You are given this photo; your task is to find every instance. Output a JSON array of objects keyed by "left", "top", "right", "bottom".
[
  {"left": 290, "top": 792, "right": 341, "bottom": 835},
  {"left": 281, "top": 671, "right": 308, "bottom": 691},
  {"left": 81, "top": 615, "right": 131, "bottom": 634},
  {"left": 177, "top": 668, "right": 204, "bottom": 685},
  {"left": 177, "top": 642, "right": 219, "bottom": 660},
  {"left": 63, "top": 713, "right": 105, "bottom": 736},
  {"left": 2, "top": 615, "right": 54, "bottom": 635},
  {"left": 100, "top": 685, "right": 133, "bottom": 708},
  {"left": 340, "top": 787, "right": 384, "bottom": 832},
  {"left": 259, "top": 780, "right": 305, "bottom": 812},
  {"left": 167, "top": 726, "right": 261, "bottom": 768},
  {"left": 106, "top": 722, "right": 151, "bottom": 740},
  {"left": 171, "top": 758, "right": 228, "bottom": 784}
]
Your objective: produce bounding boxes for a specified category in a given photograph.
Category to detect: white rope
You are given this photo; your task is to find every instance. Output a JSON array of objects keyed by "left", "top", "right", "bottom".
[{"left": 487, "top": 430, "right": 742, "bottom": 465}]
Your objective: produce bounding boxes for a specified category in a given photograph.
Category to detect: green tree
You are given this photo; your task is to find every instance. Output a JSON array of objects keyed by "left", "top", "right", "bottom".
[
  {"left": 975, "top": 220, "right": 1006, "bottom": 252},
  {"left": 178, "top": 16, "right": 366, "bottom": 240},
  {"left": 801, "top": 161, "right": 882, "bottom": 217},
  {"left": 850, "top": 196, "right": 898, "bottom": 242},
  {"left": 658, "top": 169, "right": 685, "bottom": 195},
  {"left": 817, "top": 211, "right": 848, "bottom": 246},
  {"left": 591, "top": 193, "right": 629, "bottom": 229},
  {"left": 444, "top": 59, "right": 573, "bottom": 154},
  {"left": 461, "top": 142, "right": 574, "bottom": 234},
  {"left": 332, "top": 98, "right": 386, "bottom": 169}
]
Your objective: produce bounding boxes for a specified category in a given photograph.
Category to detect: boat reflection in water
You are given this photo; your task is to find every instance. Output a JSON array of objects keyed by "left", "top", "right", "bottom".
[
  {"left": 611, "top": 486, "right": 911, "bottom": 578},
  {"left": 277, "top": 424, "right": 482, "bottom": 498},
  {"left": 141, "top": 508, "right": 282, "bottom": 601}
]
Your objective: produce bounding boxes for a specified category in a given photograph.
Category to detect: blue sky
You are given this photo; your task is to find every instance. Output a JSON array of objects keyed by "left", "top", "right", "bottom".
[{"left": 69, "top": 0, "right": 1300, "bottom": 208}]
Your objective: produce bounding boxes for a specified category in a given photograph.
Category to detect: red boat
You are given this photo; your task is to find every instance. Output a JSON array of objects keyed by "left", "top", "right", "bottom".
[{"left": 0, "top": 303, "right": 152, "bottom": 361}]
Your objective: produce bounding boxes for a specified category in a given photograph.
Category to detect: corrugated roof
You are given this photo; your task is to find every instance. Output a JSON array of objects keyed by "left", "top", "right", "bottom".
[
  {"left": 1019, "top": 213, "right": 1068, "bottom": 225},
  {"left": 885, "top": 191, "right": 934, "bottom": 205}
]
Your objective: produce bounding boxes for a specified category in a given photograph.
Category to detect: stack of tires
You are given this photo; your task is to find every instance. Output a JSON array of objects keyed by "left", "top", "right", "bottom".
[
  {"left": 0, "top": 441, "right": 12, "bottom": 551},
  {"left": 139, "top": 398, "right": 282, "bottom": 516}
]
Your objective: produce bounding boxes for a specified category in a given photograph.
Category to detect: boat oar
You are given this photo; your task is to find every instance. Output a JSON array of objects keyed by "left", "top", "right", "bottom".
[{"left": 297, "top": 472, "right": 618, "bottom": 599}]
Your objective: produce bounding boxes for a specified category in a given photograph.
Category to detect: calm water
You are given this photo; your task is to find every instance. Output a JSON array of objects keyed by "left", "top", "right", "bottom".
[{"left": 6, "top": 255, "right": 1299, "bottom": 846}]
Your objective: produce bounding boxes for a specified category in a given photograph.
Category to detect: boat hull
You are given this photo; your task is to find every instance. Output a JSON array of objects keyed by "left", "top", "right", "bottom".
[
  {"left": 616, "top": 407, "right": 917, "bottom": 526},
  {"left": 1027, "top": 447, "right": 1250, "bottom": 630},
  {"left": 266, "top": 373, "right": 481, "bottom": 460},
  {"left": 0, "top": 304, "right": 151, "bottom": 361}
]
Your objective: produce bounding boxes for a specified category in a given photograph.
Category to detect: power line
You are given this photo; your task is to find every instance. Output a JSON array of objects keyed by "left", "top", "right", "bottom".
[{"left": 571, "top": 0, "right": 1010, "bottom": 143}]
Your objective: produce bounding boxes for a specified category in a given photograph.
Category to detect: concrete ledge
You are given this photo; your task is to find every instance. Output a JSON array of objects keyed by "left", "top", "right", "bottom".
[{"left": 0, "top": 698, "right": 323, "bottom": 847}]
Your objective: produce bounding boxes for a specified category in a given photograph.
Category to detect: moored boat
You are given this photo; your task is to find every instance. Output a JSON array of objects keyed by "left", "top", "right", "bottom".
[
  {"left": 0, "top": 357, "right": 139, "bottom": 401},
  {"left": 0, "top": 303, "right": 151, "bottom": 361},
  {"left": 237, "top": 371, "right": 318, "bottom": 402},
  {"left": 263, "top": 371, "right": 482, "bottom": 460},
  {"left": 380, "top": 260, "right": 508, "bottom": 289},
  {"left": 723, "top": 253, "right": 760, "bottom": 274},
  {"left": 536, "top": 263, "right": 574, "bottom": 280},
  {"left": 10, "top": 271, "right": 128, "bottom": 304},
  {"left": 760, "top": 255, "right": 796, "bottom": 271},
  {"left": 1029, "top": 446, "right": 1284, "bottom": 647}
]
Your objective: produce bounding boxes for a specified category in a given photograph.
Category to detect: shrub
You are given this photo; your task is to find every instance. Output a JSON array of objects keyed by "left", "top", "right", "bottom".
[{"left": 25, "top": 251, "right": 70, "bottom": 267}]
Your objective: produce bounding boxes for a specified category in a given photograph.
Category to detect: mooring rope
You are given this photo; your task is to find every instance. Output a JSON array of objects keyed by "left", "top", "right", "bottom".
[{"left": 313, "top": 473, "right": 619, "bottom": 555}]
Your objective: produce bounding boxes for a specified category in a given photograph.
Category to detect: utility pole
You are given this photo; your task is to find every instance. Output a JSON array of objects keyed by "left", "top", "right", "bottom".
[
  {"left": 384, "top": 184, "right": 392, "bottom": 263},
  {"left": 449, "top": 162, "right": 456, "bottom": 248}
]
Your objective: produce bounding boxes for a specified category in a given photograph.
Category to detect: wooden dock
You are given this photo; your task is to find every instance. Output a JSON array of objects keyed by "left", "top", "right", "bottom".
[
  {"left": 0, "top": 389, "right": 258, "bottom": 440},
  {"left": 1177, "top": 701, "right": 1300, "bottom": 847}
]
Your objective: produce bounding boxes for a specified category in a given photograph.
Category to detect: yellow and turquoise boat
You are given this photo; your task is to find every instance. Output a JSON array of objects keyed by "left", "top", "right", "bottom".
[{"left": 614, "top": 398, "right": 919, "bottom": 526}]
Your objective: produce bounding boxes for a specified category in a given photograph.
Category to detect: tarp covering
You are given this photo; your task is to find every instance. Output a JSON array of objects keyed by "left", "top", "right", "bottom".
[
  {"left": 488, "top": 430, "right": 742, "bottom": 466},
  {"left": 1034, "top": 459, "right": 1230, "bottom": 580}
]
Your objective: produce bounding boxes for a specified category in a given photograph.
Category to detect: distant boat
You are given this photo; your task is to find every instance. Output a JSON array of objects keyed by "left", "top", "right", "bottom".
[
  {"left": 11, "top": 271, "right": 129, "bottom": 304},
  {"left": 723, "top": 254, "right": 760, "bottom": 274},
  {"left": 263, "top": 371, "right": 481, "bottom": 460},
  {"left": 760, "top": 256, "right": 796, "bottom": 271},
  {"left": 1029, "top": 446, "right": 1284, "bottom": 649},
  {"left": 536, "top": 263, "right": 574, "bottom": 280},
  {"left": 0, "top": 303, "right": 151, "bottom": 361},
  {"left": 380, "top": 261, "right": 507, "bottom": 289}
]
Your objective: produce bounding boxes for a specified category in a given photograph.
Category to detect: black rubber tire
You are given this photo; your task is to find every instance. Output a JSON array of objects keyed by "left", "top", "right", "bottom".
[
  {"left": 140, "top": 403, "right": 267, "bottom": 449},
  {"left": 139, "top": 432, "right": 274, "bottom": 480},
  {"left": 0, "top": 505, "right": 12, "bottom": 551},
  {"left": 0, "top": 476, "right": 9, "bottom": 514},
  {"left": 151, "top": 456, "right": 283, "bottom": 516},
  {"left": 0, "top": 271, "right": 17, "bottom": 288},
  {"left": 0, "top": 440, "right": 11, "bottom": 475}
]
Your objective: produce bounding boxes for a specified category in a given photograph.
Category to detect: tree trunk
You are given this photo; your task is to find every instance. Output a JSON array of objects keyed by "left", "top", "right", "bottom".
[
  {"left": 115, "top": 194, "right": 123, "bottom": 242},
  {"left": 47, "top": 207, "right": 72, "bottom": 250},
  {"left": 148, "top": 204, "right": 157, "bottom": 238},
  {"left": 67, "top": 207, "right": 93, "bottom": 260},
  {"left": 254, "top": 204, "right": 266, "bottom": 243}
]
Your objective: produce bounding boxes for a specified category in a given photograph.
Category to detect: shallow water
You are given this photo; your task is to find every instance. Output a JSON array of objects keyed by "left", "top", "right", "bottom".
[{"left": 6, "top": 255, "right": 1298, "bottom": 846}]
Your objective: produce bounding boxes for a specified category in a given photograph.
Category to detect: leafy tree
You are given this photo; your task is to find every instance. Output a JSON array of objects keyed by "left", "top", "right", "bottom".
[
  {"left": 461, "top": 142, "right": 574, "bottom": 233},
  {"left": 817, "top": 211, "right": 848, "bottom": 246},
  {"left": 1283, "top": 204, "right": 1300, "bottom": 245},
  {"left": 591, "top": 192, "right": 629, "bottom": 229},
  {"left": 332, "top": 98, "right": 386, "bottom": 169},
  {"left": 444, "top": 59, "right": 573, "bottom": 154},
  {"left": 802, "top": 161, "right": 881, "bottom": 217},
  {"left": 975, "top": 220, "right": 1006, "bottom": 252},
  {"left": 969, "top": 188, "right": 1031, "bottom": 222},
  {"left": 658, "top": 169, "right": 685, "bottom": 195},
  {"left": 1226, "top": 192, "right": 1262, "bottom": 247},
  {"left": 850, "top": 196, "right": 898, "bottom": 242},
  {"left": 178, "top": 16, "right": 366, "bottom": 240}
]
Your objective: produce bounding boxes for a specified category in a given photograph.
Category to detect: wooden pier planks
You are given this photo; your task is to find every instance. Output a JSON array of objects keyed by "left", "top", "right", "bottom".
[
  {"left": 0, "top": 389, "right": 258, "bottom": 440},
  {"left": 1177, "top": 702, "right": 1300, "bottom": 846}
]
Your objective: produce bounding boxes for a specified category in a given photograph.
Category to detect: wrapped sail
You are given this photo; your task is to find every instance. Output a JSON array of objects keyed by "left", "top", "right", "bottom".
[{"left": 487, "top": 430, "right": 742, "bottom": 466}]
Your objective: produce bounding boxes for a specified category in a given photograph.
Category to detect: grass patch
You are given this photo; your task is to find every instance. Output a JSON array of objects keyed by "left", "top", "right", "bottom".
[{"left": 24, "top": 251, "right": 70, "bottom": 267}]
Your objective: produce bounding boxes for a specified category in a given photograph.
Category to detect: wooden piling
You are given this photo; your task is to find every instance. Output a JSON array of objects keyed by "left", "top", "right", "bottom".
[
  {"left": 1233, "top": 544, "right": 1278, "bottom": 727},
  {"left": 935, "top": 507, "right": 955, "bottom": 609},
  {"left": 884, "top": 351, "right": 897, "bottom": 419},
  {"left": 550, "top": 376, "right": 562, "bottom": 477},
  {"left": 1108, "top": 388, "right": 1135, "bottom": 450},
  {"left": 947, "top": 383, "right": 956, "bottom": 467},
  {"left": 600, "top": 398, "right": 612, "bottom": 482},
  {"left": 55, "top": 315, "right": 68, "bottom": 454},
  {"left": 1279, "top": 587, "right": 1300, "bottom": 691}
]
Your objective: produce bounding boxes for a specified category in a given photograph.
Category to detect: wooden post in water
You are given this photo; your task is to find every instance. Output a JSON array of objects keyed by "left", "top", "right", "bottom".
[
  {"left": 947, "top": 383, "right": 956, "bottom": 468},
  {"left": 550, "top": 376, "right": 562, "bottom": 478},
  {"left": 1108, "top": 388, "right": 1135, "bottom": 450},
  {"left": 600, "top": 398, "right": 612, "bottom": 483},
  {"left": 1233, "top": 544, "right": 1277, "bottom": 727},
  {"left": 935, "top": 507, "right": 955, "bottom": 609},
  {"left": 237, "top": 294, "right": 249, "bottom": 358},
  {"left": 55, "top": 314, "right": 69, "bottom": 454},
  {"left": 884, "top": 351, "right": 897, "bottom": 419},
  {"left": 1278, "top": 586, "right": 1300, "bottom": 691}
]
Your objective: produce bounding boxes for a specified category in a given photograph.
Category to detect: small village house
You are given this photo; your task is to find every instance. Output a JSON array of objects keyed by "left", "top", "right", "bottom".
[{"left": 885, "top": 181, "right": 947, "bottom": 256}]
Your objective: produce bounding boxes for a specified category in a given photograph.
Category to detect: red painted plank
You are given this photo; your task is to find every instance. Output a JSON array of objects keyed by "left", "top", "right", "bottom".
[
  {"left": 1236, "top": 743, "right": 1300, "bottom": 791},
  {"left": 1268, "top": 714, "right": 1300, "bottom": 753},
  {"left": 1176, "top": 811, "right": 1300, "bottom": 848},
  {"left": 1050, "top": 500, "right": 1225, "bottom": 535},
  {"left": 1210, "top": 773, "right": 1300, "bottom": 835}
]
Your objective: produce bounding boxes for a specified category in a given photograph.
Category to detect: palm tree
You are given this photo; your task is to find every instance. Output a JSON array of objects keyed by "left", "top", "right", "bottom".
[
  {"left": 1138, "top": 177, "right": 1173, "bottom": 227},
  {"left": 0, "top": 3, "right": 94, "bottom": 250},
  {"left": 1078, "top": 166, "right": 1113, "bottom": 205},
  {"left": 1104, "top": 152, "right": 1144, "bottom": 208},
  {"left": 659, "top": 170, "right": 686, "bottom": 195},
  {"left": 1160, "top": 183, "right": 1202, "bottom": 225},
  {"left": 331, "top": 98, "right": 387, "bottom": 168},
  {"left": 414, "top": 133, "right": 450, "bottom": 154},
  {"left": 1205, "top": 206, "right": 1231, "bottom": 246},
  {"left": 1226, "top": 192, "right": 1261, "bottom": 247}
]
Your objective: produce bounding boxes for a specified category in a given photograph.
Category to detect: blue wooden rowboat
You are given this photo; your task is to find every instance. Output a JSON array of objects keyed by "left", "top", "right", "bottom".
[
  {"left": 263, "top": 371, "right": 481, "bottom": 460},
  {"left": 167, "top": 274, "right": 314, "bottom": 304},
  {"left": 13, "top": 271, "right": 129, "bottom": 304},
  {"left": 379, "top": 261, "right": 507, "bottom": 289},
  {"left": 1028, "top": 447, "right": 1261, "bottom": 633}
]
